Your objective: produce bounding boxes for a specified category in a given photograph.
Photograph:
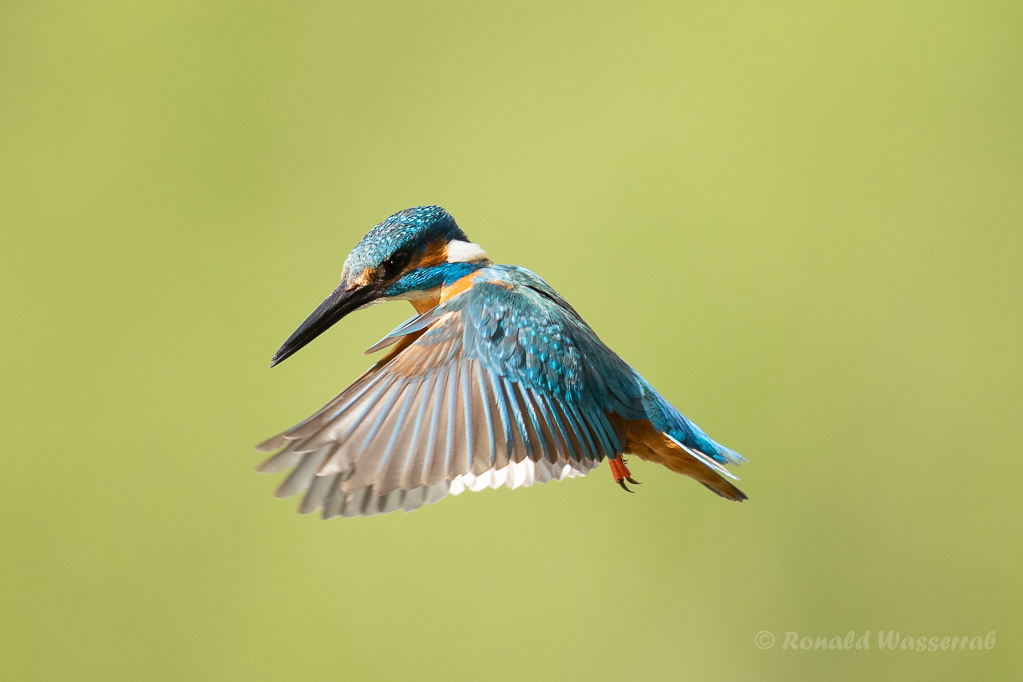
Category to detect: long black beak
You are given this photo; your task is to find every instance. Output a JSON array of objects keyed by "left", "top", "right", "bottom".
[{"left": 270, "top": 282, "right": 376, "bottom": 367}]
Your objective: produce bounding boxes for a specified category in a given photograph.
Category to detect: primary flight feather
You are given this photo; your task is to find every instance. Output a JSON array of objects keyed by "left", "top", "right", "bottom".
[{"left": 256, "top": 206, "right": 748, "bottom": 518}]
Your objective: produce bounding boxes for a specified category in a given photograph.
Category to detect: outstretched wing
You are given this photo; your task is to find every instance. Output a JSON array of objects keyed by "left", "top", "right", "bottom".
[{"left": 254, "top": 267, "right": 637, "bottom": 518}]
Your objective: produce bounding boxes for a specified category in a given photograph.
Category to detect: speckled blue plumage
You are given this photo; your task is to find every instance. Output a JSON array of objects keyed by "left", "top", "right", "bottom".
[
  {"left": 343, "top": 206, "right": 466, "bottom": 280},
  {"left": 383, "top": 263, "right": 744, "bottom": 467},
  {"left": 380, "top": 262, "right": 480, "bottom": 298}
]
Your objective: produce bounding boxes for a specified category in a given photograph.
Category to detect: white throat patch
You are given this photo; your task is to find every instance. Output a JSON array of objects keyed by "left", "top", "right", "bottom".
[{"left": 446, "top": 240, "right": 488, "bottom": 263}]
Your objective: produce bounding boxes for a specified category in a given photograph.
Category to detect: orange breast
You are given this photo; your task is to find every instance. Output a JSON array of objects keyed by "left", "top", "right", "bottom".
[
  {"left": 440, "top": 271, "right": 483, "bottom": 303},
  {"left": 408, "top": 270, "right": 484, "bottom": 315}
]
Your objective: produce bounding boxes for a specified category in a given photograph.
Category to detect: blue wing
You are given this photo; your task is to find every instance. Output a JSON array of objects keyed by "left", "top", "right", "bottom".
[
  {"left": 255, "top": 266, "right": 633, "bottom": 517},
  {"left": 255, "top": 265, "right": 745, "bottom": 517}
]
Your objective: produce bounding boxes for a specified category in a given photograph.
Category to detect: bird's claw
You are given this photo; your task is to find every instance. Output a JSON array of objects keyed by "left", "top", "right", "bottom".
[{"left": 609, "top": 457, "right": 639, "bottom": 493}]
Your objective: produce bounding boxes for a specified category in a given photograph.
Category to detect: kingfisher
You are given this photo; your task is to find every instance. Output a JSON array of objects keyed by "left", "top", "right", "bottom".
[{"left": 255, "top": 206, "right": 748, "bottom": 518}]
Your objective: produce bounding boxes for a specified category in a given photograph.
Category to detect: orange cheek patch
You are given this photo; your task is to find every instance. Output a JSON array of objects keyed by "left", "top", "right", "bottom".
[{"left": 414, "top": 239, "right": 449, "bottom": 269}]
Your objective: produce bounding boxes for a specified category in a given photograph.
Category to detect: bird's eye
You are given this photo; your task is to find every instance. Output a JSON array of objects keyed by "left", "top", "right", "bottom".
[{"left": 381, "top": 251, "right": 412, "bottom": 278}]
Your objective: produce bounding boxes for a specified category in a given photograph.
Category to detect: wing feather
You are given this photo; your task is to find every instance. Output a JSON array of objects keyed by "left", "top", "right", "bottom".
[
  {"left": 419, "top": 368, "right": 447, "bottom": 487},
  {"left": 441, "top": 363, "right": 461, "bottom": 480},
  {"left": 484, "top": 369, "right": 515, "bottom": 465},
  {"left": 275, "top": 447, "right": 330, "bottom": 499},
  {"left": 500, "top": 376, "right": 534, "bottom": 462},
  {"left": 514, "top": 382, "right": 551, "bottom": 462},
  {"left": 299, "top": 470, "right": 337, "bottom": 514},
  {"left": 541, "top": 392, "right": 577, "bottom": 462},
  {"left": 472, "top": 363, "right": 498, "bottom": 472},
  {"left": 322, "top": 472, "right": 348, "bottom": 519},
  {"left": 256, "top": 270, "right": 637, "bottom": 518},
  {"left": 367, "top": 382, "right": 419, "bottom": 495},
  {"left": 579, "top": 405, "right": 614, "bottom": 461},
  {"left": 558, "top": 401, "right": 593, "bottom": 462},
  {"left": 255, "top": 448, "right": 302, "bottom": 474}
]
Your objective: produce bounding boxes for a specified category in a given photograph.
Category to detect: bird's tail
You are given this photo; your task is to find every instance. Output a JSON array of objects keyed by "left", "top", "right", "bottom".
[{"left": 620, "top": 418, "right": 748, "bottom": 501}]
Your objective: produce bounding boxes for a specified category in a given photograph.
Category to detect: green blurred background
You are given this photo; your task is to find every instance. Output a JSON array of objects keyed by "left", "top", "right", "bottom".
[{"left": 2, "top": 1, "right": 1020, "bottom": 680}]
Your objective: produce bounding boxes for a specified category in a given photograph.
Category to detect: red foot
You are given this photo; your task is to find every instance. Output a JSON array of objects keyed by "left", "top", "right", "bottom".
[{"left": 609, "top": 456, "right": 641, "bottom": 493}]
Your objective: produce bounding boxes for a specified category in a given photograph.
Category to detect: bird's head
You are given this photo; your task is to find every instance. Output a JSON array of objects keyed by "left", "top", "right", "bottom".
[{"left": 270, "top": 206, "right": 489, "bottom": 367}]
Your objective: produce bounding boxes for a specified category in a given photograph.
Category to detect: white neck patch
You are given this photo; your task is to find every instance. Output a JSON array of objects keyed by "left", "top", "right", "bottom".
[{"left": 446, "top": 240, "right": 488, "bottom": 263}]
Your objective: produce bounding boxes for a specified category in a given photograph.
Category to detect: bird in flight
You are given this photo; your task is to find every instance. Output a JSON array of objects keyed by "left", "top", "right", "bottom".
[{"left": 256, "top": 206, "right": 747, "bottom": 518}]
